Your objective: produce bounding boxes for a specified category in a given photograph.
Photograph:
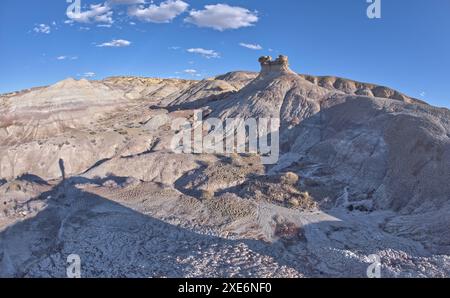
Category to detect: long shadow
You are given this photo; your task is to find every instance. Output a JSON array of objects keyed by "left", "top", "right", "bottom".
[
  {"left": 0, "top": 173, "right": 320, "bottom": 277},
  {"left": 16, "top": 174, "right": 49, "bottom": 186},
  {"left": 0, "top": 172, "right": 437, "bottom": 277},
  {"left": 163, "top": 96, "right": 216, "bottom": 112},
  {"left": 163, "top": 92, "right": 236, "bottom": 113},
  {"left": 82, "top": 158, "right": 113, "bottom": 174}
]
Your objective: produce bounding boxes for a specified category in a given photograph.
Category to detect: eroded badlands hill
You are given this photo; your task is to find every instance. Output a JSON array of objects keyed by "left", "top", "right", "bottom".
[{"left": 0, "top": 56, "right": 449, "bottom": 277}]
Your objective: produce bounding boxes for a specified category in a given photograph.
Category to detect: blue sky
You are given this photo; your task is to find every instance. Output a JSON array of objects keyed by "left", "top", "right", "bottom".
[{"left": 0, "top": 0, "right": 449, "bottom": 108}]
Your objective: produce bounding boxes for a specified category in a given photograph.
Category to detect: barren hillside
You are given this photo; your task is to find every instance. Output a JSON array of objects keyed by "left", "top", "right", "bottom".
[{"left": 0, "top": 56, "right": 449, "bottom": 277}]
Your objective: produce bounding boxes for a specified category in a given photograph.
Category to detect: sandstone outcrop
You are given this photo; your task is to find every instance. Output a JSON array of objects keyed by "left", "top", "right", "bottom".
[{"left": 258, "top": 55, "right": 296, "bottom": 77}]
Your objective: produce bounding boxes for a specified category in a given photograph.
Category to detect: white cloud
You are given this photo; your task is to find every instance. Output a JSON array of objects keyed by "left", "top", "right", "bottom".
[
  {"left": 107, "top": 0, "right": 144, "bottom": 5},
  {"left": 183, "top": 69, "right": 202, "bottom": 77},
  {"left": 57, "top": 56, "right": 78, "bottom": 61},
  {"left": 185, "top": 4, "right": 258, "bottom": 31},
  {"left": 97, "top": 24, "right": 113, "bottom": 28},
  {"left": 83, "top": 72, "right": 96, "bottom": 78},
  {"left": 187, "top": 48, "right": 220, "bottom": 59},
  {"left": 96, "top": 39, "right": 131, "bottom": 47},
  {"left": 67, "top": 4, "right": 114, "bottom": 24},
  {"left": 239, "top": 43, "right": 262, "bottom": 50},
  {"left": 128, "top": 0, "right": 189, "bottom": 23},
  {"left": 33, "top": 24, "right": 51, "bottom": 34}
]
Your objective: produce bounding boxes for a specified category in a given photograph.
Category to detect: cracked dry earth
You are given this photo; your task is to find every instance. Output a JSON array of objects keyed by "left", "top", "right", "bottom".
[{"left": 1, "top": 57, "right": 450, "bottom": 277}]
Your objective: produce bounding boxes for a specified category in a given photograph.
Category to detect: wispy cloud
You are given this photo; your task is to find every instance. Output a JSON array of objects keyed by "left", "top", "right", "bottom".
[
  {"left": 82, "top": 72, "right": 96, "bottom": 78},
  {"left": 185, "top": 4, "right": 258, "bottom": 31},
  {"left": 181, "top": 69, "right": 202, "bottom": 78},
  {"left": 56, "top": 56, "right": 78, "bottom": 61},
  {"left": 187, "top": 48, "right": 220, "bottom": 59},
  {"left": 128, "top": 0, "right": 189, "bottom": 23},
  {"left": 239, "top": 43, "right": 262, "bottom": 50},
  {"left": 183, "top": 69, "right": 197, "bottom": 74},
  {"left": 96, "top": 39, "right": 131, "bottom": 47},
  {"left": 33, "top": 24, "right": 51, "bottom": 34}
]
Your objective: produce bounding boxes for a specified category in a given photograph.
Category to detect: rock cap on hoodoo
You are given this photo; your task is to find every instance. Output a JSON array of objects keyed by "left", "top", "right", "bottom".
[{"left": 258, "top": 55, "right": 295, "bottom": 77}]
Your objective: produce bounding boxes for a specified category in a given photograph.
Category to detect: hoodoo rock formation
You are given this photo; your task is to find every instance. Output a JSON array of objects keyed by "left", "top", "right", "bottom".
[{"left": 258, "top": 55, "right": 296, "bottom": 77}]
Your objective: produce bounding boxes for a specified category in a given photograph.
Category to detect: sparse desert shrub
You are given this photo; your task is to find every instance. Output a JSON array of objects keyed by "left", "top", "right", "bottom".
[
  {"left": 288, "top": 198, "right": 300, "bottom": 207},
  {"left": 281, "top": 172, "right": 299, "bottom": 185},
  {"left": 201, "top": 190, "right": 214, "bottom": 200},
  {"left": 204, "top": 194, "right": 255, "bottom": 220},
  {"left": 274, "top": 222, "right": 303, "bottom": 241},
  {"left": 6, "top": 182, "right": 21, "bottom": 192},
  {"left": 295, "top": 191, "right": 317, "bottom": 209},
  {"left": 300, "top": 191, "right": 311, "bottom": 200},
  {"left": 118, "top": 130, "right": 128, "bottom": 135},
  {"left": 230, "top": 152, "right": 244, "bottom": 166},
  {"left": 239, "top": 175, "right": 317, "bottom": 210},
  {"left": 291, "top": 117, "right": 301, "bottom": 126}
]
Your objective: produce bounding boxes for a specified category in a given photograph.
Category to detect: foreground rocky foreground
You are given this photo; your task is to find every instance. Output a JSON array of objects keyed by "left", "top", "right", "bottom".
[{"left": 0, "top": 56, "right": 449, "bottom": 277}]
